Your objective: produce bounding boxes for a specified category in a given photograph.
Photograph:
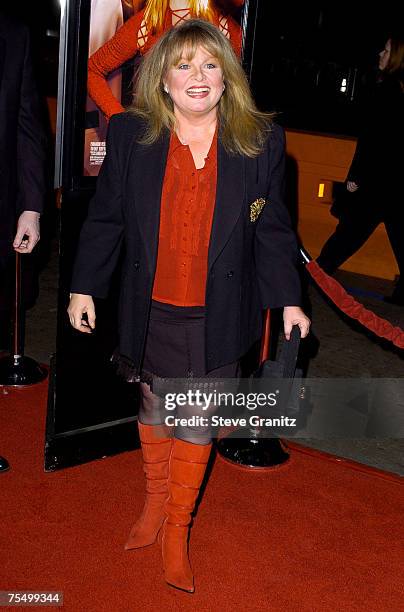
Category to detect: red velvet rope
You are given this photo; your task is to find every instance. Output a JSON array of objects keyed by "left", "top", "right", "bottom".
[{"left": 306, "top": 260, "right": 404, "bottom": 350}]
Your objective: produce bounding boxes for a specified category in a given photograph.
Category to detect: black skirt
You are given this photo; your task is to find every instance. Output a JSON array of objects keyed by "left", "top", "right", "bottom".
[{"left": 140, "top": 300, "right": 239, "bottom": 387}]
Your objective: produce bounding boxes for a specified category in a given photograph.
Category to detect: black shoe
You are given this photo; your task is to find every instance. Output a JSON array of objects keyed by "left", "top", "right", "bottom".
[{"left": 0, "top": 456, "right": 10, "bottom": 472}]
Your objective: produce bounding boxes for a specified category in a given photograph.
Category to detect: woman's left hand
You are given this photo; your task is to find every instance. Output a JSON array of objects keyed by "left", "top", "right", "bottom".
[{"left": 283, "top": 306, "right": 311, "bottom": 340}]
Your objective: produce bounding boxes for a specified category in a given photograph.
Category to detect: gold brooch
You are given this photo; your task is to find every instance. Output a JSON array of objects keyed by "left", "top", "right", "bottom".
[{"left": 250, "top": 198, "right": 266, "bottom": 222}]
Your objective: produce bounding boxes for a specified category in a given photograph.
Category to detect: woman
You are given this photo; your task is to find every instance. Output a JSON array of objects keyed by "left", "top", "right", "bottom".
[
  {"left": 87, "top": 0, "right": 242, "bottom": 120},
  {"left": 68, "top": 20, "right": 310, "bottom": 593},
  {"left": 317, "top": 35, "right": 404, "bottom": 304}
]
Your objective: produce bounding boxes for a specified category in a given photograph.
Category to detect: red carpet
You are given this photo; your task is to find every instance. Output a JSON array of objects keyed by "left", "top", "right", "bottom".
[{"left": 1, "top": 380, "right": 403, "bottom": 612}]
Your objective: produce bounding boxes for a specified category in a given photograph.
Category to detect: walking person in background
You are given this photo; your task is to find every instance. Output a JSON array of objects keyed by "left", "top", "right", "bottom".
[
  {"left": 68, "top": 20, "right": 310, "bottom": 592},
  {"left": 317, "top": 34, "right": 404, "bottom": 304}
]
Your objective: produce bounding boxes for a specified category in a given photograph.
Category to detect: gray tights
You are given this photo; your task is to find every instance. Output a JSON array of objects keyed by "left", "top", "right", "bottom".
[{"left": 138, "top": 382, "right": 217, "bottom": 445}]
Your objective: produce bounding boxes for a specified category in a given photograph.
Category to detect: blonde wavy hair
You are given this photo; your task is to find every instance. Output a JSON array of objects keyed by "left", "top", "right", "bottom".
[
  {"left": 128, "top": 19, "right": 274, "bottom": 157},
  {"left": 144, "top": 0, "right": 215, "bottom": 33}
]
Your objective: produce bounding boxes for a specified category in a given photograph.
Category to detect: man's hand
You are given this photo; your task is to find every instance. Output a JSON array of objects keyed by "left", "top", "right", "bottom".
[
  {"left": 347, "top": 181, "right": 359, "bottom": 193},
  {"left": 13, "top": 210, "right": 40, "bottom": 253},
  {"left": 283, "top": 306, "right": 311, "bottom": 340},
  {"left": 67, "top": 293, "right": 96, "bottom": 334}
]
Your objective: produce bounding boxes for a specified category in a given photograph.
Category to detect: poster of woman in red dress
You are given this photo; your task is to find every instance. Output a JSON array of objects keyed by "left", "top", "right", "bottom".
[{"left": 83, "top": 0, "right": 245, "bottom": 176}]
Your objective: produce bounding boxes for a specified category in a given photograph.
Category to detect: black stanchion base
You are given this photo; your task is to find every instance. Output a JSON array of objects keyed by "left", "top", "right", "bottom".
[
  {"left": 216, "top": 431, "right": 290, "bottom": 469},
  {"left": 0, "top": 456, "right": 10, "bottom": 472},
  {"left": 0, "top": 355, "right": 48, "bottom": 386}
]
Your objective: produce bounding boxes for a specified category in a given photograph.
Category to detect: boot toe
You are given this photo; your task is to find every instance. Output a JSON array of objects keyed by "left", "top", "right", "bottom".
[
  {"left": 162, "top": 524, "right": 194, "bottom": 592},
  {"left": 165, "top": 576, "right": 195, "bottom": 593},
  {"left": 164, "top": 561, "right": 195, "bottom": 593},
  {"left": 124, "top": 534, "right": 156, "bottom": 550}
]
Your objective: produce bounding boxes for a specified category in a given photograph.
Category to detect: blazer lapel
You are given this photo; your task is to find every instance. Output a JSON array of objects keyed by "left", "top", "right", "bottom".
[
  {"left": 128, "top": 128, "right": 170, "bottom": 272},
  {"left": 208, "top": 137, "right": 245, "bottom": 271}
]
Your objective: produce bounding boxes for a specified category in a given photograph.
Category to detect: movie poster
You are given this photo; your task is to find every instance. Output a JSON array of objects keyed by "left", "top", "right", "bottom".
[{"left": 83, "top": 0, "right": 245, "bottom": 176}]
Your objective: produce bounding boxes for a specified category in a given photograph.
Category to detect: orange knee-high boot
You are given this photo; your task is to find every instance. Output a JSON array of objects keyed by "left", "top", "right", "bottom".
[
  {"left": 124, "top": 422, "right": 172, "bottom": 550},
  {"left": 161, "top": 438, "right": 212, "bottom": 593}
]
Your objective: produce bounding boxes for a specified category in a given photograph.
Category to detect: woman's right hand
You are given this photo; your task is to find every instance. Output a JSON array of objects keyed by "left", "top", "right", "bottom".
[
  {"left": 347, "top": 181, "right": 359, "bottom": 192},
  {"left": 67, "top": 293, "right": 96, "bottom": 334}
]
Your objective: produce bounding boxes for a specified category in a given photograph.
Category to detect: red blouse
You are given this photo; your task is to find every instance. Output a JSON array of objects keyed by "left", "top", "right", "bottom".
[
  {"left": 87, "top": 8, "right": 242, "bottom": 120},
  {"left": 152, "top": 128, "right": 218, "bottom": 307}
]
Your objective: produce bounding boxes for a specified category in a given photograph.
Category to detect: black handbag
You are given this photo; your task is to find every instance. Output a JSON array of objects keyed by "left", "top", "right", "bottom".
[{"left": 251, "top": 325, "right": 310, "bottom": 433}]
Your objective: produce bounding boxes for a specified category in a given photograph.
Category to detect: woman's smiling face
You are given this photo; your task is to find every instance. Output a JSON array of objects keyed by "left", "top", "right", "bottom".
[{"left": 164, "top": 45, "right": 224, "bottom": 118}]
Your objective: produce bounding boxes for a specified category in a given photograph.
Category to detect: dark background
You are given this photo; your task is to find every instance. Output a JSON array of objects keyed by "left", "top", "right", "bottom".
[
  {"left": 0, "top": 1, "right": 60, "bottom": 97},
  {"left": 2, "top": 1, "right": 402, "bottom": 134},
  {"left": 250, "top": 3, "right": 403, "bottom": 135}
]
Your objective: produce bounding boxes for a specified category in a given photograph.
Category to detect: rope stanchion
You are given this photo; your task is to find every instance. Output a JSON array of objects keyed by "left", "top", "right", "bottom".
[
  {"left": 0, "top": 252, "right": 47, "bottom": 386},
  {"left": 217, "top": 246, "right": 404, "bottom": 471},
  {"left": 302, "top": 249, "right": 404, "bottom": 349}
]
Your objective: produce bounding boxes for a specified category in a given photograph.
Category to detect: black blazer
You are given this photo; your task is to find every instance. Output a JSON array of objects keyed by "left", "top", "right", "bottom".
[
  {"left": 71, "top": 113, "right": 302, "bottom": 378},
  {"left": 0, "top": 14, "right": 47, "bottom": 256}
]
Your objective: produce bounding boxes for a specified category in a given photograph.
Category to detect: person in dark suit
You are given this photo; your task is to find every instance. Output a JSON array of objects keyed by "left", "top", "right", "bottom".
[
  {"left": 0, "top": 13, "right": 47, "bottom": 336},
  {"left": 0, "top": 13, "right": 47, "bottom": 473},
  {"left": 68, "top": 20, "right": 310, "bottom": 593},
  {"left": 317, "top": 34, "right": 404, "bottom": 304}
]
